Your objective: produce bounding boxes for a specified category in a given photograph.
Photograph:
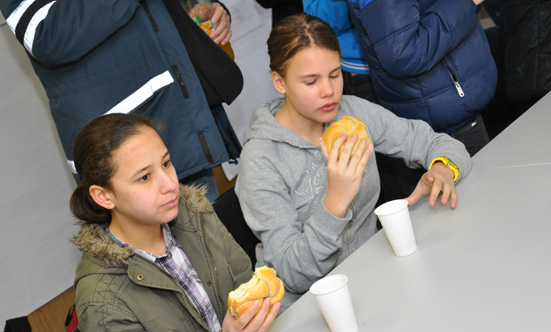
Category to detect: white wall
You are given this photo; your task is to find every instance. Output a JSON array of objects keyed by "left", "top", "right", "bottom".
[
  {"left": 0, "top": 23, "right": 81, "bottom": 325},
  {"left": 0, "top": 0, "right": 278, "bottom": 326}
]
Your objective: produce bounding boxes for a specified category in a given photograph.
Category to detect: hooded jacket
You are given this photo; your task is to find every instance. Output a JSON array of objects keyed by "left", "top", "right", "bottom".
[
  {"left": 348, "top": 0, "right": 497, "bottom": 134},
  {"left": 73, "top": 185, "right": 252, "bottom": 332},
  {"left": 0, "top": 0, "right": 242, "bottom": 179},
  {"left": 235, "top": 95, "right": 472, "bottom": 311}
]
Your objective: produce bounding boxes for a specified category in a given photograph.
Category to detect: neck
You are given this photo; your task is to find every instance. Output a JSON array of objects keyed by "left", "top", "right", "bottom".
[
  {"left": 275, "top": 102, "right": 324, "bottom": 146},
  {"left": 109, "top": 220, "right": 166, "bottom": 255}
]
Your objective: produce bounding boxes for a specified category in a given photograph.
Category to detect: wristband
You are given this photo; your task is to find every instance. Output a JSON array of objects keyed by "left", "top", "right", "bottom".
[{"left": 429, "top": 156, "right": 459, "bottom": 182}]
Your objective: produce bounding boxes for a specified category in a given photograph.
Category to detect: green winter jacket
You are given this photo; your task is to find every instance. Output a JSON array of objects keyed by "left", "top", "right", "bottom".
[{"left": 73, "top": 185, "right": 252, "bottom": 331}]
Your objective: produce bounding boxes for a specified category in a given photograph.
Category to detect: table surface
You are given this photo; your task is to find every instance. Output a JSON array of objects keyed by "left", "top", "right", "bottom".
[{"left": 270, "top": 92, "right": 551, "bottom": 331}]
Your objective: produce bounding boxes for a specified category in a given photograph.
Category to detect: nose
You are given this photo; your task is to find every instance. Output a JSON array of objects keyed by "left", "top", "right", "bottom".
[
  {"left": 320, "top": 79, "right": 334, "bottom": 98},
  {"left": 160, "top": 169, "right": 178, "bottom": 194}
]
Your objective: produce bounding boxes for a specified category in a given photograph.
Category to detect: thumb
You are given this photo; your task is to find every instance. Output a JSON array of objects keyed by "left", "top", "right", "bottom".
[
  {"left": 405, "top": 192, "right": 420, "bottom": 206},
  {"left": 405, "top": 181, "right": 424, "bottom": 206}
]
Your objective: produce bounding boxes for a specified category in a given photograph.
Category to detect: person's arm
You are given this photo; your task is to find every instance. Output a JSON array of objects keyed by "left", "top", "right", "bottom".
[
  {"left": 303, "top": 0, "right": 351, "bottom": 36},
  {"left": 351, "top": 0, "right": 480, "bottom": 77},
  {"left": 77, "top": 301, "right": 145, "bottom": 332},
  {"left": 2, "top": 0, "right": 140, "bottom": 66},
  {"left": 213, "top": 210, "right": 280, "bottom": 332},
  {"left": 346, "top": 97, "right": 472, "bottom": 207},
  {"left": 235, "top": 143, "right": 353, "bottom": 294}
]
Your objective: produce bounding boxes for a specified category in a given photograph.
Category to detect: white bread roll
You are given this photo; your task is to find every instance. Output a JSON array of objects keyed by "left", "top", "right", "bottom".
[
  {"left": 227, "top": 266, "right": 285, "bottom": 318},
  {"left": 323, "top": 116, "right": 370, "bottom": 155}
]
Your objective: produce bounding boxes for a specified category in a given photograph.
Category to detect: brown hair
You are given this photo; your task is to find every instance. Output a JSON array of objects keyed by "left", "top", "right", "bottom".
[
  {"left": 69, "top": 114, "right": 159, "bottom": 225},
  {"left": 267, "top": 14, "right": 341, "bottom": 78}
]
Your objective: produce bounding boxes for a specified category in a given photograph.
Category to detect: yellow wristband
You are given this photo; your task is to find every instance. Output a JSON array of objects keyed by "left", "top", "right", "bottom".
[{"left": 429, "top": 156, "right": 459, "bottom": 182}]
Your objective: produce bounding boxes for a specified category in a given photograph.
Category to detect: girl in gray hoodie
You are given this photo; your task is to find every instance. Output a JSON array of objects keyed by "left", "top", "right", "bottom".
[{"left": 235, "top": 14, "right": 473, "bottom": 312}]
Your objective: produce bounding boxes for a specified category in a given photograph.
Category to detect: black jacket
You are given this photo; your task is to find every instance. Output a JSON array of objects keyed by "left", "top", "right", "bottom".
[{"left": 500, "top": 0, "right": 551, "bottom": 105}]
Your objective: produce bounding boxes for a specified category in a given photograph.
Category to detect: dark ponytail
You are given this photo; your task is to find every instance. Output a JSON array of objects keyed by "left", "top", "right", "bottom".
[{"left": 69, "top": 114, "right": 159, "bottom": 225}]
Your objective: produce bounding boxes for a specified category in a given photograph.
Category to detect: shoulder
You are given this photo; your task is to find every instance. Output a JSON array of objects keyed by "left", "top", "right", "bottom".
[
  {"left": 178, "top": 184, "right": 213, "bottom": 214},
  {"left": 339, "top": 95, "right": 385, "bottom": 121}
]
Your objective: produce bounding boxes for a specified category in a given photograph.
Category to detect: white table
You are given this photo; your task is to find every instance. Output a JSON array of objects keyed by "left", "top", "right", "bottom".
[{"left": 270, "top": 92, "right": 551, "bottom": 331}]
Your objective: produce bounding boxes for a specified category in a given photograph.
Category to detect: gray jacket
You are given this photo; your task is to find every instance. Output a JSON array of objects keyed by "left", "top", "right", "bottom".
[{"left": 235, "top": 95, "right": 472, "bottom": 311}]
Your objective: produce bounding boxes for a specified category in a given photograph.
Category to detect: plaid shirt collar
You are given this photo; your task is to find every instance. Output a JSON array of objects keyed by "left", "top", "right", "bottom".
[{"left": 106, "top": 224, "right": 222, "bottom": 331}]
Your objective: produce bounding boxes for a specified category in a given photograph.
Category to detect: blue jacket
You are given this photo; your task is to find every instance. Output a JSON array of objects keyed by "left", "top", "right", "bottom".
[
  {"left": 1, "top": 0, "right": 241, "bottom": 179},
  {"left": 348, "top": 0, "right": 497, "bottom": 133},
  {"left": 304, "top": 0, "right": 370, "bottom": 75}
]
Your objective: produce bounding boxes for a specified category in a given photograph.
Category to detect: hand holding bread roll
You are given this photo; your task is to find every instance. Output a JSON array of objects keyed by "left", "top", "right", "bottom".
[
  {"left": 227, "top": 266, "right": 285, "bottom": 319},
  {"left": 322, "top": 116, "right": 370, "bottom": 156}
]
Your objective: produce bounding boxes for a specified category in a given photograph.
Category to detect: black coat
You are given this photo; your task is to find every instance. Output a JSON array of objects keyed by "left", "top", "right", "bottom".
[{"left": 500, "top": 0, "right": 551, "bottom": 105}]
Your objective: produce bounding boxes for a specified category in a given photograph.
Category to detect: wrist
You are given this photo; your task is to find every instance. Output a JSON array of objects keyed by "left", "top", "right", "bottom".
[
  {"left": 323, "top": 192, "right": 348, "bottom": 219},
  {"left": 429, "top": 156, "right": 459, "bottom": 182}
]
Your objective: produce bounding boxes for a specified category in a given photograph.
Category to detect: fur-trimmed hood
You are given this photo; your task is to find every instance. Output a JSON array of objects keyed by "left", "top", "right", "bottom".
[{"left": 72, "top": 184, "right": 212, "bottom": 267}]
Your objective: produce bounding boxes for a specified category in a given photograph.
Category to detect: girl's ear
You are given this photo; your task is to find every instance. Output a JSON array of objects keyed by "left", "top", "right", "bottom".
[
  {"left": 272, "top": 71, "right": 286, "bottom": 95},
  {"left": 89, "top": 185, "right": 115, "bottom": 210}
]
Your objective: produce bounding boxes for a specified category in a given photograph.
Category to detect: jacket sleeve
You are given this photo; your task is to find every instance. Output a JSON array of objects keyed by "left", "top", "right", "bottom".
[
  {"left": 303, "top": 0, "right": 351, "bottom": 36},
  {"left": 77, "top": 293, "right": 145, "bottom": 332},
  {"left": 345, "top": 96, "right": 473, "bottom": 180},
  {"left": 351, "top": 0, "right": 480, "bottom": 77},
  {"left": 235, "top": 143, "right": 352, "bottom": 294},
  {"left": 1, "top": 0, "right": 140, "bottom": 66},
  {"left": 219, "top": 216, "right": 253, "bottom": 287}
]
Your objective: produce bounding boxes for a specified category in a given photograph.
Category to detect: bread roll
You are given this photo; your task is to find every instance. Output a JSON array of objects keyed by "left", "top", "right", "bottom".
[
  {"left": 322, "top": 116, "right": 370, "bottom": 155},
  {"left": 227, "top": 266, "right": 285, "bottom": 318}
]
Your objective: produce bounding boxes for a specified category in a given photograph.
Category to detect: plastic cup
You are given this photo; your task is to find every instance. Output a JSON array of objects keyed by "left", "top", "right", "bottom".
[
  {"left": 310, "top": 274, "right": 358, "bottom": 332},
  {"left": 374, "top": 199, "right": 417, "bottom": 256}
]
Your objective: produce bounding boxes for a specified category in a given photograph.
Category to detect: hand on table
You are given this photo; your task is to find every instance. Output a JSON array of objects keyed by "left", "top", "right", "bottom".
[
  {"left": 208, "top": 3, "right": 232, "bottom": 45},
  {"left": 322, "top": 134, "right": 373, "bottom": 218},
  {"left": 405, "top": 162, "right": 457, "bottom": 208},
  {"left": 222, "top": 297, "right": 280, "bottom": 332}
]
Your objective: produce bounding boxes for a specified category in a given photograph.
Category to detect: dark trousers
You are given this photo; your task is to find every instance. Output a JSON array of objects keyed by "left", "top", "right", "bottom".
[{"left": 449, "top": 114, "right": 490, "bottom": 157}]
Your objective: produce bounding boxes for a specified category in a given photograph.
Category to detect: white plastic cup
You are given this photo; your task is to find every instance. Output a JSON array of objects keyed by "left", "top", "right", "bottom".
[
  {"left": 374, "top": 199, "right": 417, "bottom": 256},
  {"left": 310, "top": 274, "right": 358, "bottom": 332}
]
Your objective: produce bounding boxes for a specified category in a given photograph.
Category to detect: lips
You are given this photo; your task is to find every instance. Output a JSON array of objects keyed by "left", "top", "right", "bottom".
[
  {"left": 319, "top": 102, "right": 337, "bottom": 112},
  {"left": 162, "top": 197, "right": 179, "bottom": 209}
]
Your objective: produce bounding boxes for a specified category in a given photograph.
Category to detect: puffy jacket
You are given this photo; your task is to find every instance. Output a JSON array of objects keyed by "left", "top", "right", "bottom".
[
  {"left": 0, "top": 0, "right": 241, "bottom": 179},
  {"left": 73, "top": 185, "right": 253, "bottom": 332},
  {"left": 348, "top": 0, "right": 497, "bottom": 134},
  {"left": 303, "top": 0, "right": 370, "bottom": 75},
  {"left": 499, "top": 0, "right": 551, "bottom": 105}
]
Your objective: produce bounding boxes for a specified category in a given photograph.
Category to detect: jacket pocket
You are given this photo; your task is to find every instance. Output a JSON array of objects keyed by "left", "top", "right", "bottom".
[{"left": 445, "top": 58, "right": 465, "bottom": 98}]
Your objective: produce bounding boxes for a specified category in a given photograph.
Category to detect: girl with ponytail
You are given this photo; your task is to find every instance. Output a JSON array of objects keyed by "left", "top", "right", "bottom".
[{"left": 70, "top": 113, "right": 278, "bottom": 332}]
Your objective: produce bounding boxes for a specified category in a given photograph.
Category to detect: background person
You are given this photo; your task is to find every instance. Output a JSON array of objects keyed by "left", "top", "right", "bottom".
[{"left": 0, "top": 0, "right": 242, "bottom": 201}]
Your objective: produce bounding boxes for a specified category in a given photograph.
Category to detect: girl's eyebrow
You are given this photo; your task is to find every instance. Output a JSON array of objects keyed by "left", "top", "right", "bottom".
[
  {"left": 130, "top": 150, "right": 170, "bottom": 179},
  {"left": 299, "top": 66, "right": 341, "bottom": 79}
]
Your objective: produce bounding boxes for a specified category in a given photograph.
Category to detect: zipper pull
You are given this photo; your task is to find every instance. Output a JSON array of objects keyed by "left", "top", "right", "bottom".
[
  {"left": 453, "top": 80, "right": 465, "bottom": 97},
  {"left": 446, "top": 59, "right": 465, "bottom": 98}
]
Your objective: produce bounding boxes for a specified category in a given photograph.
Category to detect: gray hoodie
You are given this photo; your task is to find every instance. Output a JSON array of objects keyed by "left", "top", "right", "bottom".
[{"left": 235, "top": 95, "right": 472, "bottom": 311}]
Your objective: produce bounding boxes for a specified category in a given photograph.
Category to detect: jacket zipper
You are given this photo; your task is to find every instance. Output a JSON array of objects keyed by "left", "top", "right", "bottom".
[
  {"left": 171, "top": 65, "right": 190, "bottom": 99},
  {"left": 141, "top": 0, "right": 159, "bottom": 32},
  {"left": 446, "top": 59, "right": 465, "bottom": 97}
]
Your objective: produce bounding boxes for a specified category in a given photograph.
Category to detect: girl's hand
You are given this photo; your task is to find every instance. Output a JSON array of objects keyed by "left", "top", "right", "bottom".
[
  {"left": 208, "top": 3, "right": 232, "bottom": 45},
  {"left": 405, "top": 162, "right": 457, "bottom": 208},
  {"left": 222, "top": 297, "right": 280, "bottom": 332},
  {"left": 322, "top": 134, "right": 373, "bottom": 218}
]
